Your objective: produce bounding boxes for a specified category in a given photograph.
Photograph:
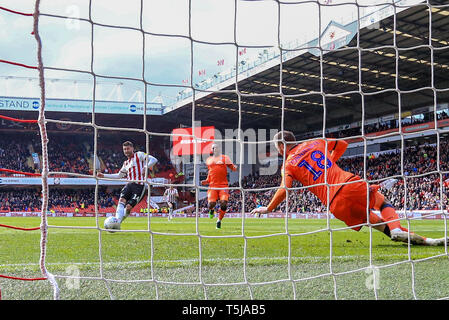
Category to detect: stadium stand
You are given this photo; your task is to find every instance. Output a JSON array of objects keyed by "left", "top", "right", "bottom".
[
  {"left": 0, "top": 132, "right": 180, "bottom": 179},
  {"left": 1, "top": 127, "right": 448, "bottom": 214}
]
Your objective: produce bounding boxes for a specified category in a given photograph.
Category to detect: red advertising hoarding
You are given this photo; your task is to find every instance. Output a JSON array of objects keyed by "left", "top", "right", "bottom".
[{"left": 172, "top": 126, "right": 215, "bottom": 156}]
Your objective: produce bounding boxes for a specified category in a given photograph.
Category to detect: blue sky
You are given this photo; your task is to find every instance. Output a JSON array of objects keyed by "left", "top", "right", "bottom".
[{"left": 0, "top": 0, "right": 402, "bottom": 106}]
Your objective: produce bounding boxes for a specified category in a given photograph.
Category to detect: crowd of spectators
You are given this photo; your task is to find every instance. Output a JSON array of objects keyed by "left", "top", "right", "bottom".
[
  {"left": 46, "top": 139, "right": 91, "bottom": 175},
  {"left": 0, "top": 137, "right": 36, "bottom": 174},
  {"left": 2, "top": 130, "right": 448, "bottom": 214},
  {"left": 0, "top": 132, "right": 177, "bottom": 213},
  {"left": 0, "top": 133, "right": 176, "bottom": 178},
  {"left": 0, "top": 133, "right": 92, "bottom": 176},
  {"left": 0, "top": 189, "right": 41, "bottom": 212}
]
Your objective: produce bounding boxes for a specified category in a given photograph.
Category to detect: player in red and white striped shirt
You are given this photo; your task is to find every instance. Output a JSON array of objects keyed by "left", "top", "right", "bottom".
[
  {"left": 164, "top": 185, "right": 179, "bottom": 221},
  {"left": 98, "top": 141, "right": 158, "bottom": 228}
]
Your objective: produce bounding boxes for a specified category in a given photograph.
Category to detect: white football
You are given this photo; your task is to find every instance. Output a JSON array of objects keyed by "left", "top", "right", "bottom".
[{"left": 104, "top": 216, "right": 121, "bottom": 232}]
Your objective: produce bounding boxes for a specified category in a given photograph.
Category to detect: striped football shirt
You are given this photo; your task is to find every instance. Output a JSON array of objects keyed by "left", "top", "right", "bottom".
[
  {"left": 164, "top": 187, "right": 179, "bottom": 203},
  {"left": 117, "top": 151, "right": 158, "bottom": 184}
]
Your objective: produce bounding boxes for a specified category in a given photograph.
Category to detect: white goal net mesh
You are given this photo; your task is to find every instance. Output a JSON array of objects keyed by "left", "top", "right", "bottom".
[{"left": 1, "top": 0, "right": 449, "bottom": 300}]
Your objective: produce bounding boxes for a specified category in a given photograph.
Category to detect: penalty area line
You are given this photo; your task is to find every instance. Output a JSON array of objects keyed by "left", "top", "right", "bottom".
[{"left": 0, "top": 253, "right": 412, "bottom": 269}]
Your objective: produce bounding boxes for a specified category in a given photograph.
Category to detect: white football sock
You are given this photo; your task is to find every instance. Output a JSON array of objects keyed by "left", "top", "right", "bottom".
[{"left": 115, "top": 202, "right": 126, "bottom": 223}]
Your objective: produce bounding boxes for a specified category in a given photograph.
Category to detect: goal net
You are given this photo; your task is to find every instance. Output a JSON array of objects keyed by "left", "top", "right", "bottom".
[{"left": 1, "top": 0, "right": 449, "bottom": 301}]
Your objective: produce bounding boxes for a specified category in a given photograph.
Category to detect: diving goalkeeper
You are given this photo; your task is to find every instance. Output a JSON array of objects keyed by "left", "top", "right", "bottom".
[{"left": 251, "top": 131, "right": 447, "bottom": 246}]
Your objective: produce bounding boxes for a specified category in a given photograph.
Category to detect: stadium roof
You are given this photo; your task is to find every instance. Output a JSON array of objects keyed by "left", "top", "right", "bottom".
[{"left": 162, "top": 1, "right": 449, "bottom": 134}]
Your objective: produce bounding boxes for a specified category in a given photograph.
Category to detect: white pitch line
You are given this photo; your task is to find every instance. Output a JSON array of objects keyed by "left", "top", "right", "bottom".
[{"left": 0, "top": 253, "right": 427, "bottom": 268}]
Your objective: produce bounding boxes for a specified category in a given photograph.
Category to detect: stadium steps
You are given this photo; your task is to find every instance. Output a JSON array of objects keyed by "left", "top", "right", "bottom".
[
  {"left": 27, "top": 143, "right": 34, "bottom": 154},
  {"left": 26, "top": 143, "right": 35, "bottom": 169},
  {"left": 83, "top": 142, "right": 91, "bottom": 153},
  {"left": 26, "top": 156, "right": 34, "bottom": 169},
  {"left": 87, "top": 156, "right": 94, "bottom": 171},
  {"left": 88, "top": 155, "right": 106, "bottom": 172}
]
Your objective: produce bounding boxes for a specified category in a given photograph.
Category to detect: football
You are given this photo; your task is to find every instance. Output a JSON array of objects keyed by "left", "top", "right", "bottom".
[{"left": 104, "top": 216, "right": 121, "bottom": 232}]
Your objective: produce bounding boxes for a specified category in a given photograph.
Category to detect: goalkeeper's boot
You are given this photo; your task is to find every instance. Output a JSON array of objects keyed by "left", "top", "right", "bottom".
[
  {"left": 380, "top": 178, "right": 398, "bottom": 190},
  {"left": 425, "top": 237, "right": 449, "bottom": 246},
  {"left": 216, "top": 220, "right": 221, "bottom": 229},
  {"left": 209, "top": 209, "right": 215, "bottom": 219},
  {"left": 390, "top": 228, "right": 427, "bottom": 245}
]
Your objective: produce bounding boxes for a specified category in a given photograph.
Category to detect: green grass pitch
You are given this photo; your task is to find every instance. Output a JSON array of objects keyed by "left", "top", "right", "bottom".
[{"left": 0, "top": 216, "right": 448, "bottom": 300}]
